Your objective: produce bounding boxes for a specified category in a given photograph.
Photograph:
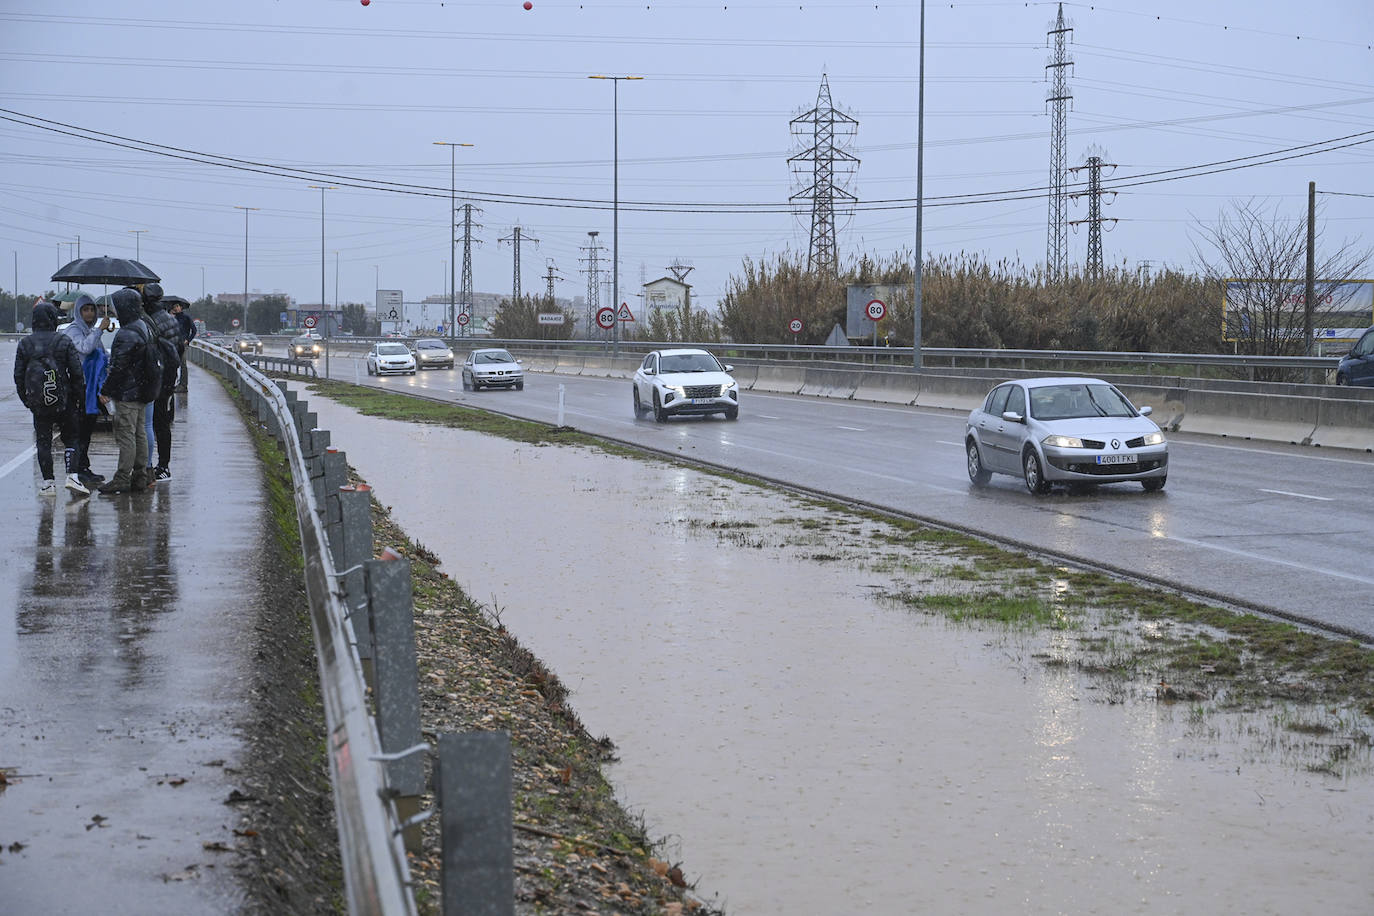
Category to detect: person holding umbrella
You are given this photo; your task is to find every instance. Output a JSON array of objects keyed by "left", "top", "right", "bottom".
[
  {"left": 14, "top": 299, "right": 88, "bottom": 496},
  {"left": 167, "top": 296, "right": 195, "bottom": 392},
  {"left": 63, "top": 293, "right": 112, "bottom": 487}
]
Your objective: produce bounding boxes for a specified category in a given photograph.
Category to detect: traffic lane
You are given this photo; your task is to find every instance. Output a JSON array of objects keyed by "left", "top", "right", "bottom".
[
  {"left": 0, "top": 357, "right": 258, "bottom": 913},
  {"left": 322, "top": 364, "right": 1374, "bottom": 635}
]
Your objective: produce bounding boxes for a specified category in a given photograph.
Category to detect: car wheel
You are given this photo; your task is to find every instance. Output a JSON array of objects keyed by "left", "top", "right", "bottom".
[
  {"left": 515, "top": 379, "right": 524, "bottom": 391},
  {"left": 1335, "top": 373, "right": 1349, "bottom": 386},
  {"left": 1142, "top": 476, "right": 1167, "bottom": 492},
  {"left": 724, "top": 406, "right": 739, "bottom": 420},
  {"left": 1022, "top": 448, "right": 1051, "bottom": 495},
  {"left": 633, "top": 387, "right": 645, "bottom": 418},
  {"left": 472, "top": 378, "right": 481, "bottom": 391},
  {"left": 653, "top": 391, "right": 667, "bottom": 423},
  {"left": 966, "top": 439, "right": 991, "bottom": 485}
]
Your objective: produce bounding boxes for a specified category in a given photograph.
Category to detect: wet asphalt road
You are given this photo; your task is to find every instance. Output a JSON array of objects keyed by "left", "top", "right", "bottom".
[
  {"left": 326, "top": 356, "right": 1374, "bottom": 640},
  {"left": 0, "top": 342, "right": 262, "bottom": 914}
]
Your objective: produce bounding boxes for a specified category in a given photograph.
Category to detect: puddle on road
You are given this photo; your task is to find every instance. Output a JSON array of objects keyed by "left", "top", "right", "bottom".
[{"left": 301, "top": 393, "right": 1374, "bottom": 915}]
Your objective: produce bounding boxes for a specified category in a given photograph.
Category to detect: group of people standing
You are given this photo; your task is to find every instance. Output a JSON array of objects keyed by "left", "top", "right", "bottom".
[{"left": 13, "top": 282, "right": 196, "bottom": 496}]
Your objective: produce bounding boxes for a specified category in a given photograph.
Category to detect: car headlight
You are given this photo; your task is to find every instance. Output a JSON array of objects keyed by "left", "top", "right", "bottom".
[
  {"left": 1042, "top": 435, "right": 1085, "bottom": 448},
  {"left": 312, "top": 345, "right": 320, "bottom": 352},
  {"left": 1141, "top": 431, "right": 1166, "bottom": 446}
]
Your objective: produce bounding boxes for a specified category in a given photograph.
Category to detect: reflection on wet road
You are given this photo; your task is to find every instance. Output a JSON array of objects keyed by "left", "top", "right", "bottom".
[
  {"left": 299, "top": 387, "right": 1374, "bottom": 915},
  {"left": 1, "top": 344, "right": 263, "bottom": 913}
]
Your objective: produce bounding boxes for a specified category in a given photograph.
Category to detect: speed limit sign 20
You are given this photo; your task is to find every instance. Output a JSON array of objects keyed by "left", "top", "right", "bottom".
[
  {"left": 788, "top": 318, "right": 804, "bottom": 334},
  {"left": 865, "top": 299, "right": 887, "bottom": 321}
]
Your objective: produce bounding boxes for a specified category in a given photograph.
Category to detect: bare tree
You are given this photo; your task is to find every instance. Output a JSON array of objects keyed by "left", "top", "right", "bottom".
[{"left": 1192, "top": 198, "right": 1371, "bottom": 365}]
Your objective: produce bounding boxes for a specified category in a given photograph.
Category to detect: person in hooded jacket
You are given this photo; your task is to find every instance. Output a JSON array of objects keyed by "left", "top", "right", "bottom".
[
  {"left": 169, "top": 297, "right": 195, "bottom": 392},
  {"left": 13, "top": 299, "right": 88, "bottom": 496},
  {"left": 133, "top": 282, "right": 181, "bottom": 484},
  {"left": 62, "top": 293, "right": 112, "bottom": 486},
  {"left": 98, "top": 288, "right": 156, "bottom": 494}
]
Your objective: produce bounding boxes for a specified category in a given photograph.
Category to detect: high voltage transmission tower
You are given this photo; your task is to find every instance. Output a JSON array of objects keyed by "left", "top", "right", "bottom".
[
  {"left": 1045, "top": 2, "right": 1074, "bottom": 281},
  {"left": 581, "top": 231, "right": 602, "bottom": 337},
  {"left": 789, "top": 74, "right": 858, "bottom": 277},
  {"left": 498, "top": 225, "right": 539, "bottom": 306},
  {"left": 1069, "top": 150, "right": 1117, "bottom": 278},
  {"left": 457, "top": 202, "right": 481, "bottom": 336},
  {"left": 543, "top": 258, "right": 562, "bottom": 307},
  {"left": 666, "top": 259, "right": 694, "bottom": 284}
]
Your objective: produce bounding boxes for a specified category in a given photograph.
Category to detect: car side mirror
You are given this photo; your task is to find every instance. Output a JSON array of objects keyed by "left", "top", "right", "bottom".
[
  {"left": 1139, "top": 405, "right": 1153, "bottom": 417},
  {"left": 645, "top": 367, "right": 655, "bottom": 376},
  {"left": 1001, "top": 410, "right": 1024, "bottom": 423},
  {"left": 724, "top": 364, "right": 734, "bottom": 372},
  {"left": 516, "top": 359, "right": 523, "bottom": 364}
]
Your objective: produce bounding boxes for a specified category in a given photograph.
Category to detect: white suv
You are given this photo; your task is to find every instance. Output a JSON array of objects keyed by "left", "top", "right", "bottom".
[{"left": 632, "top": 348, "right": 739, "bottom": 422}]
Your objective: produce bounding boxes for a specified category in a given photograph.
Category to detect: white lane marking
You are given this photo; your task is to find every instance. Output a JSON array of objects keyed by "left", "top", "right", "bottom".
[
  {"left": 1260, "top": 488, "right": 1333, "bottom": 501},
  {"left": 1, "top": 446, "right": 36, "bottom": 480},
  {"left": 936, "top": 440, "right": 963, "bottom": 447},
  {"left": 837, "top": 425, "right": 865, "bottom": 431},
  {"left": 757, "top": 414, "right": 780, "bottom": 420},
  {"left": 1167, "top": 534, "right": 1374, "bottom": 587},
  {"left": 1177, "top": 437, "right": 1374, "bottom": 466}
]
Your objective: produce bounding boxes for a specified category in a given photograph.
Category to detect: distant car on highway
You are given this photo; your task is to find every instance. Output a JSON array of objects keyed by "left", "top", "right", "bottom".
[
  {"left": 1335, "top": 327, "right": 1374, "bottom": 386},
  {"left": 414, "top": 338, "right": 455, "bottom": 370},
  {"left": 462, "top": 348, "right": 523, "bottom": 391},
  {"left": 289, "top": 332, "right": 322, "bottom": 359},
  {"left": 965, "top": 377, "right": 1168, "bottom": 493},
  {"left": 366, "top": 341, "right": 416, "bottom": 376},
  {"left": 632, "top": 348, "right": 739, "bottom": 422},
  {"left": 233, "top": 332, "right": 263, "bottom": 355}
]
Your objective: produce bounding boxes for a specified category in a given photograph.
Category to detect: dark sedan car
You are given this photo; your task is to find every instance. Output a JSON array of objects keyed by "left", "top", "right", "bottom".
[
  {"left": 1335, "top": 327, "right": 1374, "bottom": 386},
  {"left": 233, "top": 333, "right": 263, "bottom": 355}
]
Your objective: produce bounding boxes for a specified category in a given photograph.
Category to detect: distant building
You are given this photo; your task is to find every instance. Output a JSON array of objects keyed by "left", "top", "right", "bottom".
[
  {"left": 642, "top": 277, "right": 691, "bottom": 317},
  {"left": 215, "top": 291, "right": 295, "bottom": 308}
]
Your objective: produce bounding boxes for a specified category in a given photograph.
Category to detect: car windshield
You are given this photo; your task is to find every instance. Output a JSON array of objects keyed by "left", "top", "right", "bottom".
[
  {"left": 378, "top": 344, "right": 410, "bottom": 355},
  {"left": 239, "top": 334, "right": 258, "bottom": 341},
  {"left": 659, "top": 353, "right": 720, "bottom": 373},
  {"left": 475, "top": 350, "right": 514, "bottom": 364},
  {"left": 417, "top": 339, "right": 445, "bottom": 349},
  {"left": 1028, "top": 384, "right": 1135, "bottom": 420}
]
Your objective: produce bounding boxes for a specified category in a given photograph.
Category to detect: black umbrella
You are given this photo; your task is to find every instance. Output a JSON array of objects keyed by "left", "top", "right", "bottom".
[
  {"left": 51, "top": 256, "right": 160, "bottom": 286},
  {"left": 161, "top": 295, "right": 190, "bottom": 308}
]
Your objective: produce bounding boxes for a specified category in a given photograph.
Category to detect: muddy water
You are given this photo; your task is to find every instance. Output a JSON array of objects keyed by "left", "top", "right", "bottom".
[{"left": 301, "top": 393, "right": 1374, "bottom": 914}]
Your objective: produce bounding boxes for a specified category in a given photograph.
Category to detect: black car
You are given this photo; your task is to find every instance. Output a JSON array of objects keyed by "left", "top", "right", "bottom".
[
  {"left": 233, "top": 333, "right": 263, "bottom": 355},
  {"left": 1336, "top": 327, "right": 1374, "bottom": 386},
  {"left": 290, "top": 333, "right": 322, "bottom": 359}
]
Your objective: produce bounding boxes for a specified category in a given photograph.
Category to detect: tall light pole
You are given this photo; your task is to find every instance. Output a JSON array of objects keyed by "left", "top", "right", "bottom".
[
  {"left": 128, "top": 229, "right": 148, "bottom": 261},
  {"left": 308, "top": 185, "right": 337, "bottom": 335},
  {"left": 434, "top": 141, "right": 473, "bottom": 341},
  {"left": 234, "top": 206, "right": 258, "bottom": 332},
  {"left": 200, "top": 266, "right": 205, "bottom": 301},
  {"left": 589, "top": 75, "right": 642, "bottom": 358},
  {"left": 913, "top": 0, "right": 926, "bottom": 370}
]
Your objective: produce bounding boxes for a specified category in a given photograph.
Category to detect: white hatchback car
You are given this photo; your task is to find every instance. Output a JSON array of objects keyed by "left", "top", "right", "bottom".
[
  {"left": 366, "top": 341, "right": 417, "bottom": 376},
  {"left": 462, "top": 348, "right": 524, "bottom": 391},
  {"left": 632, "top": 348, "right": 739, "bottom": 422},
  {"left": 965, "top": 377, "right": 1168, "bottom": 493}
]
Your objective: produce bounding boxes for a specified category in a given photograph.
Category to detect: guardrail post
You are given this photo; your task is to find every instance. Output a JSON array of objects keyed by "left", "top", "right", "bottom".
[
  {"left": 364, "top": 554, "right": 426, "bottom": 853},
  {"left": 323, "top": 448, "right": 348, "bottom": 555},
  {"left": 437, "top": 732, "right": 514, "bottom": 916},
  {"left": 338, "top": 485, "right": 376, "bottom": 685}
]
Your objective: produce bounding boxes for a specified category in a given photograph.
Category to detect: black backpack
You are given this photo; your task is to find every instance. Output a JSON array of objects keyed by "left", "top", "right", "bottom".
[
  {"left": 24, "top": 348, "right": 67, "bottom": 416},
  {"left": 136, "top": 325, "right": 165, "bottom": 402}
]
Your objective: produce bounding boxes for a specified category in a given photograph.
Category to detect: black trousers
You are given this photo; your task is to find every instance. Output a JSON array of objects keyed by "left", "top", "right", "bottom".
[
  {"left": 33, "top": 410, "right": 79, "bottom": 480},
  {"left": 152, "top": 391, "right": 175, "bottom": 468},
  {"left": 74, "top": 410, "right": 98, "bottom": 472}
]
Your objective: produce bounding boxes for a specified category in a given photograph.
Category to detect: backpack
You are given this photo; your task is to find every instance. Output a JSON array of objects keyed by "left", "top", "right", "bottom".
[
  {"left": 136, "top": 325, "right": 165, "bottom": 402},
  {"left": 24, "top": 348, "right": 66, "bottom": 416}
]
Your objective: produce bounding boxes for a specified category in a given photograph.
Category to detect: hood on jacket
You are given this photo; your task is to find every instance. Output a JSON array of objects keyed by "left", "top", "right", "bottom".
[
  {"left": 111, "top": 287, "right": 145, "bottom": 327},
  {"left": 31, "top": 300, "right": 61, "bottom": 332}
]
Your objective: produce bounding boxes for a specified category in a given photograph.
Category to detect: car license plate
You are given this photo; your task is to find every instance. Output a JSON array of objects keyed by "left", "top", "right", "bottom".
[
  {"left": 691, "top": 398, "right": 711, "bottom": 405},
  {"left": 1096, "top": 453, "right": 1137, "bottom": 465}
]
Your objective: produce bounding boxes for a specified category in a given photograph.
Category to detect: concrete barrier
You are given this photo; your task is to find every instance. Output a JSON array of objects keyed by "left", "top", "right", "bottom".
[
  {"left": 799, "top": 367, "right": 863, "bottom": 399},
  {"left": 852, "top": 371, "right": 920, "bottom": 405},
  {"left": 579, "top": 356, "right": 616, "bottom": 377},
  {"left": 1310, "top": 398, "right": 1374, "bottom": 450},
  {"left": 914, "top": 374, "right": 1001, "bottom": 412},
  {"left": 523, "top": 354, "right": 558, "bottom": 372},
  {"left": 555, "top": 355, "right": 586, "bottom": 375},
  {"left": 1116, "top": 384, "right": 1188, "bottom": 432},
  {"left": 1176, "top": 389, "right": 1318, "bottom": 444},
  {"left": 726, "top": 363, "right": 758, "bottom": 389},
  {"left": 750, "top": 365, "right": 806, "bottom": 394}
]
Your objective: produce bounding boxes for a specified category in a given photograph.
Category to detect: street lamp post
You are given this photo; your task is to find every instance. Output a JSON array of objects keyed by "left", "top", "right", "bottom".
[
  {"left": 128, "top": 229, "right": 148, "bottom": 261},
  {"left": 308, "top": 186, "right": 337, "bottom": 335},
  {"left": 234, "top": 206, "right": 259, "bottom": 332},
  {"left": 589, "top": 75, "right": 642, "bottom": 358},
  {"left": 913, "top": 0, "right": 926, "bottom": 370},
  {"left": 433, "top": 141, "right": 473, "bottom": 341}
]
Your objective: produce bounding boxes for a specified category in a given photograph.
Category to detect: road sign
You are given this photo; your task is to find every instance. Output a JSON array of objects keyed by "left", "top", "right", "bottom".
[
  {"left": 788, "top": 318, "right": 804, "bottom": 334},
  {"left": 616, "top": 302, "right": 635, "bottom": 322},
  {"left": 231, "top": 318, "right": 241, "bottom": 328},
  {"left": 596, "top": 307, "right": 616, "bottom": 330},
  {"left": 436, "top": 324, "right": 444, "bottom": 335},
  {"left": 303, "top": 315, "right": 317, "bottom": 329},
  {"left": 866, "top": 299, "right": 887, "bottom": 321},
  {"left": 537, "top": 313, "right": 565, "bottom": 325},
  {"left": 456, "top": 312, "right": 470, "bottom": 326}
]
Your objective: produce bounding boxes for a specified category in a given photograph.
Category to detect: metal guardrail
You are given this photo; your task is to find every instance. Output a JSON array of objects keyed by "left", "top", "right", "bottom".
[{"left": 189, "top": 339, "right": 417, "bottom": 915}]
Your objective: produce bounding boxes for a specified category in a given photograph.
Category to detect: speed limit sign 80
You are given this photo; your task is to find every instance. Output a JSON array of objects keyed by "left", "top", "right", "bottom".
[{"left": 865, "top": 299, "right": 887, "bottom": 321}]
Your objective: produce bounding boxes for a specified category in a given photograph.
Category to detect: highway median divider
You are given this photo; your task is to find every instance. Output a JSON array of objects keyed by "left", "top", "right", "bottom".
[
  {"left": 1176, "top": 389, "right": 1318, "bottom": 444},
  {"left": 800, "top": 367, "right": 863, "bottom": 400},
  {"left": 1116, "top": 385, "right": 1187, "bottom": 432},
  {"left": 852, "top": 371, "right": 920, "bottom": 405},
  {"left": 555, "top": 354, "right": 586, "bottom": 375},
  {"left": 750, "top": 364, "right": 806, "bottom": 394},
  {"left": 1310, "top": 397, "right": 1374, "bottom": 451},
  {"left": 914, "top": 374, "right": 1004, "bottom": 412}
]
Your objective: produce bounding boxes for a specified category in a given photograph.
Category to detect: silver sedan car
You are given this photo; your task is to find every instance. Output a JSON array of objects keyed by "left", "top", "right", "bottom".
[{"left": 965, "top": 377, "right": 1168, "bottom": 493}]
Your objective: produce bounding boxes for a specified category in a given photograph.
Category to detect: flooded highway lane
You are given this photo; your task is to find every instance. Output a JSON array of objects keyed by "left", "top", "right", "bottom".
[
  {"left": 298, "top": 386, "right": 1374, "bottom": 915},
  {"left": 1, "top": 347, "right": 262, "bottom": 913}
]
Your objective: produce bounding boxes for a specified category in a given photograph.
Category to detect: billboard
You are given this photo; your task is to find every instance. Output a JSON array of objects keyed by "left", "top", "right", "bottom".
[
  {"left": 845, "top": 284, "right": 909, "bottom": 340},
  {"left": 1222, "top": 279, "right": 1373, "bottom": 341}
]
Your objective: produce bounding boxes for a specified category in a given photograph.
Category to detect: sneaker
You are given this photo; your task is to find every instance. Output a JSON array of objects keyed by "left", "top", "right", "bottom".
[
  {"left": 80, "top": 468, "right": 106, "bottom": 483},
  {"left": 98, "top": 477, "right": 132, "bottom": 495},
  {"left": 65, "top": 474, "right": 91, "bottom": 497},
  {"left": 38, "top": 479, "right": 56, "bottom": 495},
  {"left": 153, "top": 466, "right": 172, "bottom": 483}
]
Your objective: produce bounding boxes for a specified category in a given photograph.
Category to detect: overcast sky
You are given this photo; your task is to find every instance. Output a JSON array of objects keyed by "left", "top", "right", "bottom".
[{"left": 2, "top": 0, "right": 1371, "bottom": 321}]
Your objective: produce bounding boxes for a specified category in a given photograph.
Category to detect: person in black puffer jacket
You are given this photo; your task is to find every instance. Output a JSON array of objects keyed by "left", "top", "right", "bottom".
[
  {"left": 13, "top": 299, "right": 87, "bottom": 495},
  {"left": 98, "top": 288, "right": 156, "bottom": 494},
  {"left": 134, "top": 282, "right": 181, "bottom": 484}
]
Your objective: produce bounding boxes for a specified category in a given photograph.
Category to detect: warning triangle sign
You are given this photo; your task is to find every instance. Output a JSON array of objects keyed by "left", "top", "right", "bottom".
[{"left": 616, "top": 302, "right": 636, "bottom": 322}]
